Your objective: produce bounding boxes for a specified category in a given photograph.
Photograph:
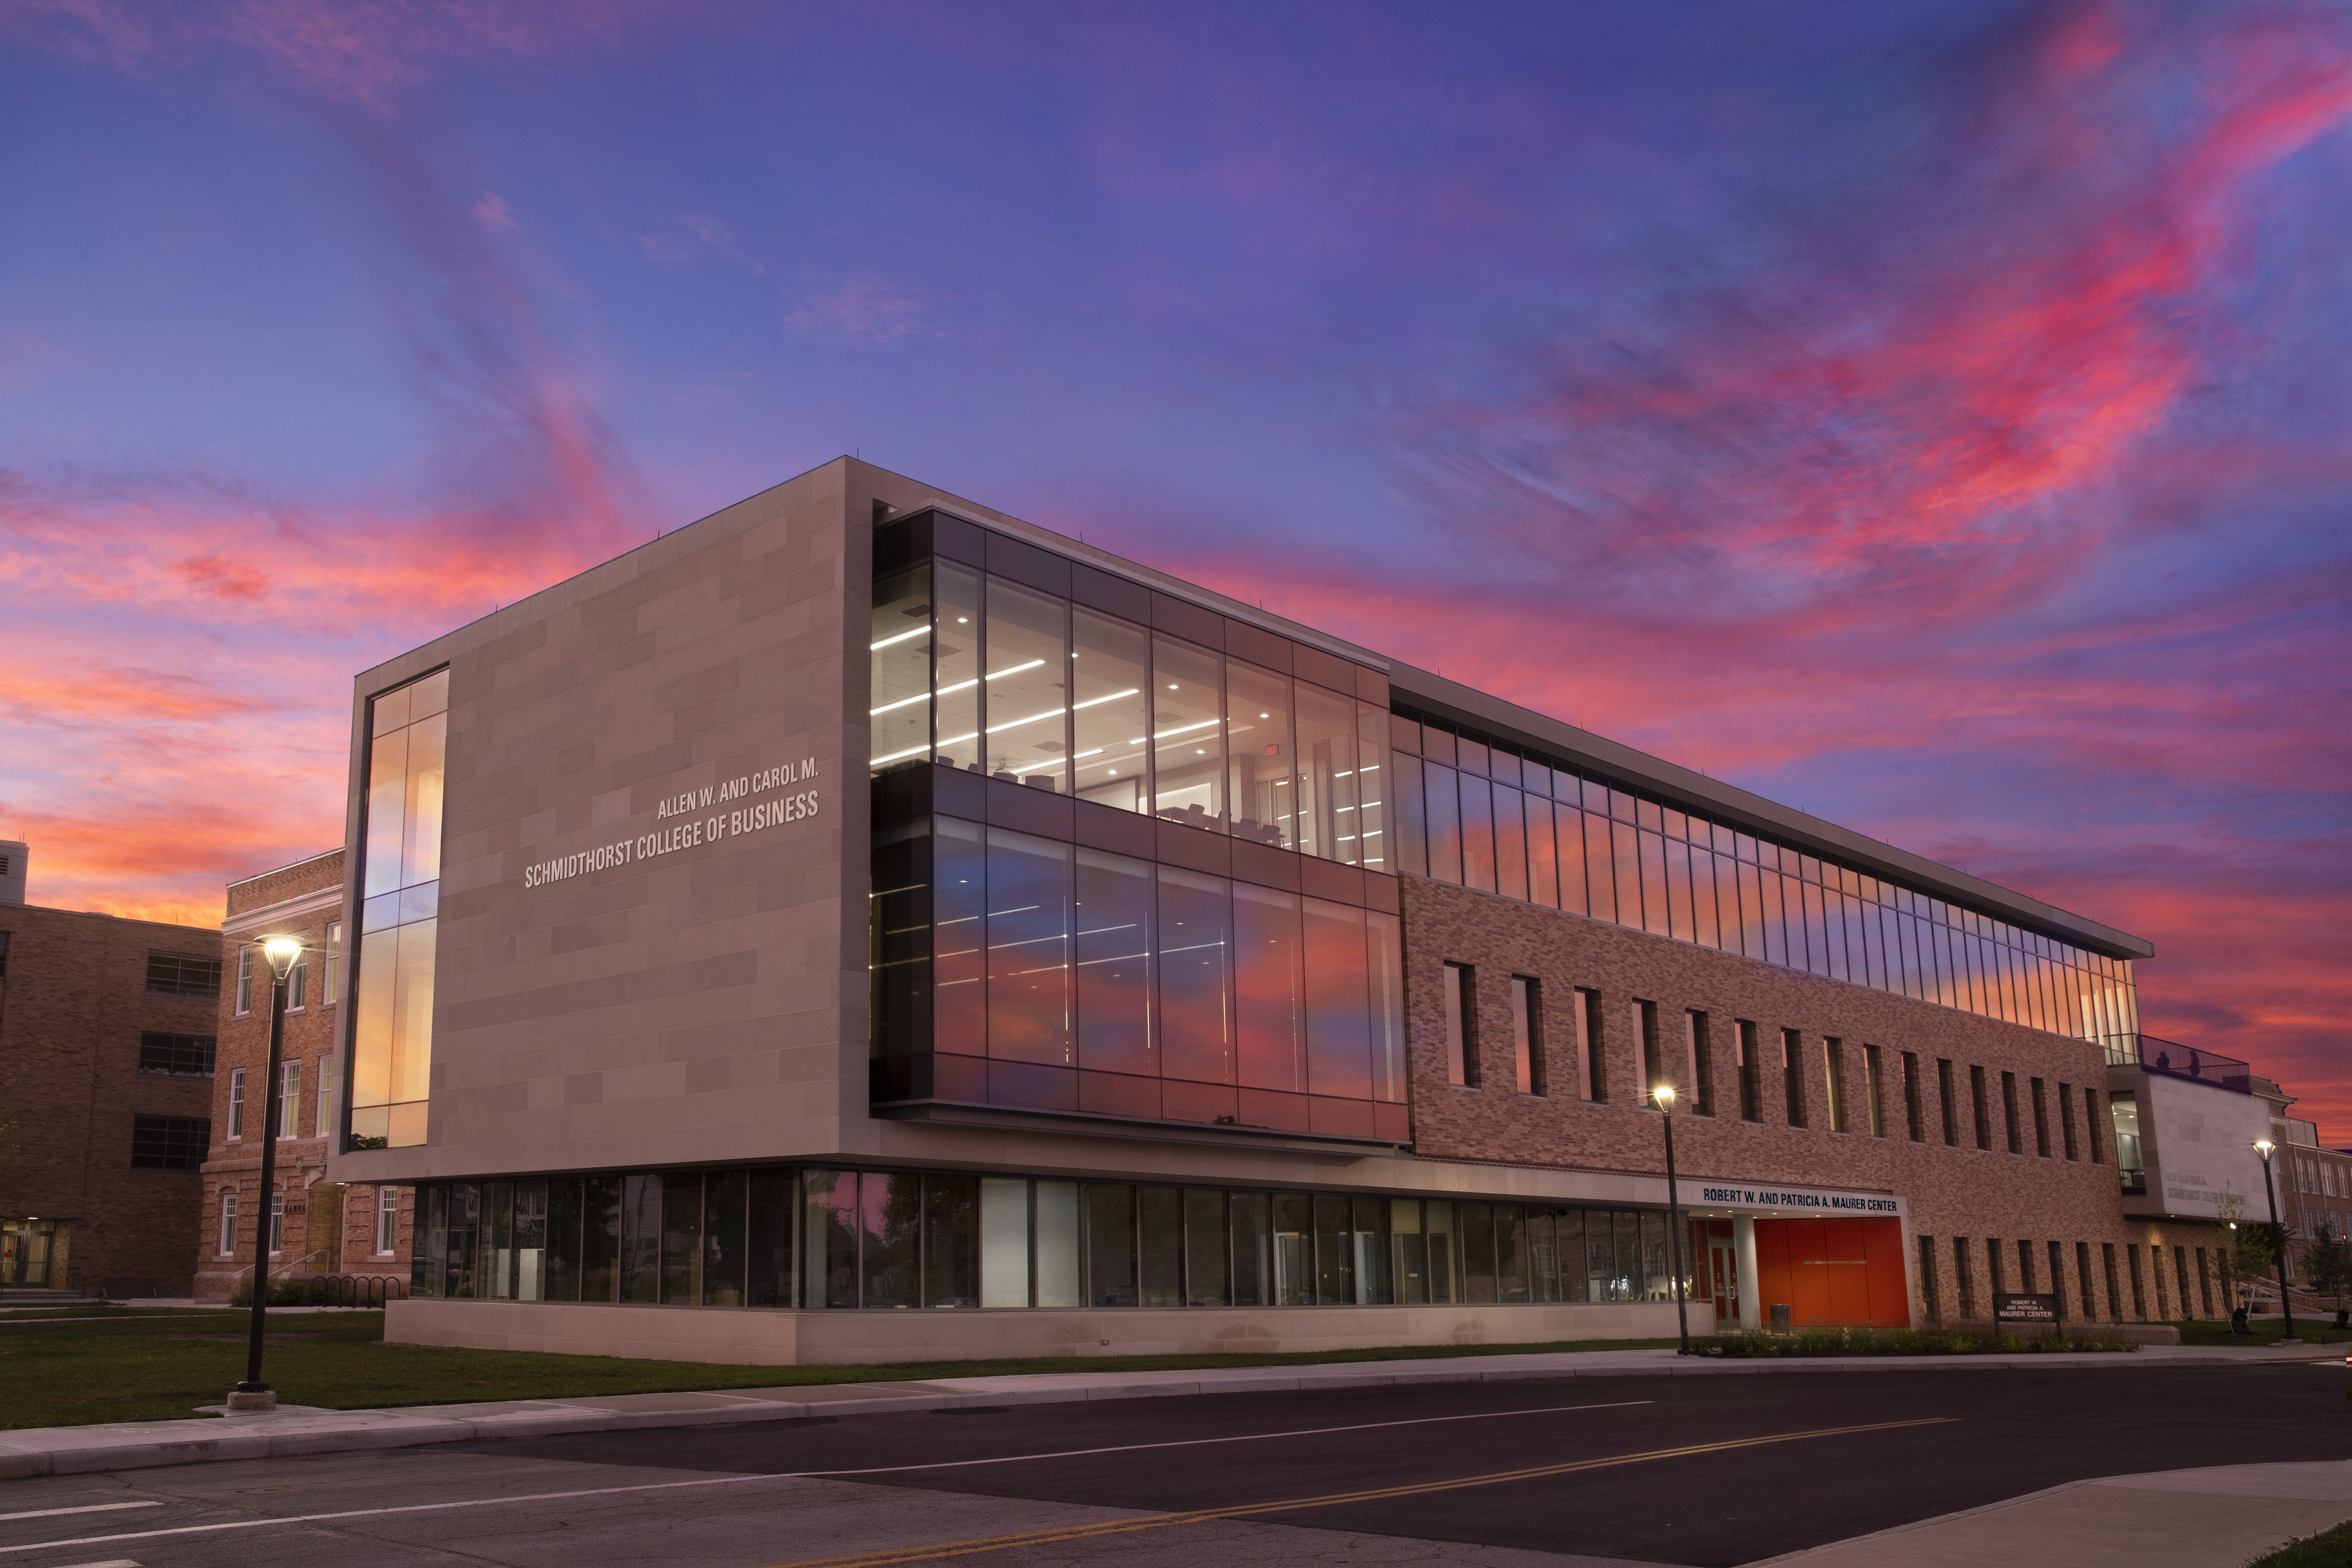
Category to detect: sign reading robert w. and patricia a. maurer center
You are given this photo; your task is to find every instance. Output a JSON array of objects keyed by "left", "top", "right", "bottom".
[
  {"left": 520, "top": 757, "right": 823, "bottom": 891},
  {"left": 1692, "top": 1183, "right": 1902, "bottom": 1215}
]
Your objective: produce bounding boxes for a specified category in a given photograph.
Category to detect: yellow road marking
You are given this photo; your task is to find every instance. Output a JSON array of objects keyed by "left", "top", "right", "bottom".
[{"left": 764, "top": 1415, "right": 1961, "bottom": 1567}]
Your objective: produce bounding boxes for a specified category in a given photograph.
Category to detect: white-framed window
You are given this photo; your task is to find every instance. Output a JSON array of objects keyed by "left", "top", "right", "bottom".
[
  {"left": 316, "top": 1055, "right": 334, "bottom": 1139},
  {"left": 323, "top": 920, "right": 342, "bottom": 1006},
  {"left": 217, "top": 1191, "right": 238, "bottom": 1256},
  {"left": 279, "top": 1060, "right": 301, "bottom": 1140},
  {"left": 268, "top": 1189, "right": 284, "bottom": 1256},
  {"left": 287, "top": 938, "right": 307, "bottom": 1011},
  {"left": 227, "top": 1067, "right": 246, "bottom": 1139},
  {"left": 377, "top": 1185, "right": 399, "bottom": 1255},
  {"left": 235, "top": 946, "right": 253, "bottom": 1016}
]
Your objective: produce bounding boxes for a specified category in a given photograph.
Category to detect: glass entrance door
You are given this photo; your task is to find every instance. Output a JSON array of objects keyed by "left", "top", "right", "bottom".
[
  {"left": 1, "top": 1221, "right": 56, "bottom": 1287},
  {"left": 1708, "top": 1230, "right": 1740, "bottom": 1324}
]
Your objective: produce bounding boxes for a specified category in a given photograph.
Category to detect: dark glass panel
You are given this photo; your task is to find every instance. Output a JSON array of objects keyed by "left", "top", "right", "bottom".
[
  {"left": 805, "top": 1169, "right": 858, "bottom": 1309},
  {"left": 862, "top": 1172, "right": 920, "bottom": 1309},
  {"left": 1273, "top": 1192, "right": 1314, "bottom": 1305},
  {"left": 1636, "top": 797, "right": 1664, "bottom": 833},
  {"left": 933, "top": 818, "right": 987, "bottom": 1057},
  {"left": 546, "top": 1177, "right": 582, "bottom": 1303},
  {"left": 620, "top": 1174, "right": 660, "bottom": 1305},
  {"left": 1613, "top": 1211, "right": 1642, "bottom": 1300},
  {"left": 581, "top": 1175, "right": 620, "bottom": 1304},
  {"left": 1087, "top": 1184, "right": 1137, "bottom": 1306},
  {"left": 1461, "top": 1201, "right": 1496, "bottom": 1303},
  {"left": 1692, "top": 846, "right": 1721, "bottom": 949},
  {"left": 1389, "top": 713, "right": 1422, "bottom": 755},
  {"left": 1152, "top": 635, "right": 1225, "bottom": 829},
  {"left": 1459, "top": 774, "right": 1497, "bottom": 892},
  {"left": 747, "top": 1169, "right": 794, "bottom": 1308},
  {"left": 1185, "top": 1188, "right": 1229, "bottom": 1305},
  {"left": 1495, "top": 1206, "right": 1529, "bottom": 1303},
  {"left": 986, "top": 828, "right": 1073, "bottom": 1066},
  {"left": 1457, "top": 737, "right": 1490, "bottom": 777},
  {"left": 1426, "top": 1200, "right": 1459, "bottom": 1303},
  {"left": 1293, "top": 678, "right": 1356, "bottom": 862},
  {"left": 481, "top": 1182, "right": 513, "bottom": 1300},
  {"left": 933, "top": 560, "right": 982, "bottom": 770},
  {"left": 1157, "top": 865, "right": 1234, "bottom": 1084},
  {"left": 1302, "top": 897, "right": 1372, "bottom": 1101},
  {"left": 1494, "top": 786, "right": 1528, "bottom": 901},
  {"left": 1230, "top": 1191, "right": 1272, "bottom": 1306},
  {"left": 1611, "top": 820, "right": 1643, "bottom": 931},
  {"left": 660, "top": 1171, "right": 702, "bottom": 1306},
  {"left": 445, "top": 1183, "right": 479, "bottom": 1300},
  {"left": 1234, "top": 883, "right": 1306, "bottom": 1093},
  {"left": 1640, "top": 829, "right": 1670, "bottom": 937},
  {"left": 1529, "top": 1212, "right": 1558, "bottom": 1303},
  {"left": 922, "top": 1174, "right": 981, "bottom": 1308},
  {"left": 413, "top": 1184, "right": 444, "bottom": 1299},
  {"left": 701, "top": 1170, "right": 746, "bottom": 1307},
  {"left": 1368, "top": 910, "right": 1407, "bottom": 1103},
  {"left": 1354, "top": 1196, "right": 1392, "bottom": 1305},
  {"left": 1558, "top": 1209, "right": 1588, "bottom": 1302},
  {"left": 1424, "top": 761, "right": 1463, "bottom": 884},
  {"left": 1393, "top": 1198, "right": 1428, "bottom": 1305},
  {"left": 1390, "top": 748, "right": 1428, "bottom": 876},
  {"left": 1665, "top": 838, "right": 1694, "bottom": 943},
  {"left": 1559, "top": 805, "right": 1591, "bottom": 917},
  {"left": 1314, "top": 1194, "right": 1352, "bottom": 1305},
  {"left": 1137, "top": 1185, "right": 1183, "bottom": 1308},
  {"left": 1074, "top": 847, "right": 1155, "bottom": 1077},
  {"left": 870, "top": 564, "right": 932, "bottom": 771},
  {"left": 1422, "top": 725, "right": 1457, "bottom": 767}
]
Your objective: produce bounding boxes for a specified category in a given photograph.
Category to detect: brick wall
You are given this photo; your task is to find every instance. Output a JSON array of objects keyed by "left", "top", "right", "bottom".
[
  {"left": 0, "top": 903, "right": 222, "bottom": 1293},
  {"left": 1401, "top": 876, "right": 2144, "bottom": 1325}
]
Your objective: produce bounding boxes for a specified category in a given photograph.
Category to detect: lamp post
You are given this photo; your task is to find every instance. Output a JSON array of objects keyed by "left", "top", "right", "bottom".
[
  {"left": 229, "top": 933, "right": 307, "bottom": 1412},
  {"left": 2253, "top": 1138, "right": 2300, "bottom": 1345},
  {"left": 1653, "top": 1083, "right": 1692, "bottom": 1355}
]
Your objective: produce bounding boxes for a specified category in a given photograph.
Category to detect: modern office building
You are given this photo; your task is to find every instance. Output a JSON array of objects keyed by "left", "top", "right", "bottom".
[
  {"left": 334, "top": 459, "right": 2221, "bottom": 1363},
  {"left": 0, "top": 843, "right": 221, "bottom": 1298},
  {"left": 193, "top": 850, "right": 413, "bottom": 1300}
]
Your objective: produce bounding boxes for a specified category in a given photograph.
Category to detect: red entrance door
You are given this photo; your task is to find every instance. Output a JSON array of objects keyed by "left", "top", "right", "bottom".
[{"left": 1753, "top": 1217, "right": 1909, "bottom": 1327}]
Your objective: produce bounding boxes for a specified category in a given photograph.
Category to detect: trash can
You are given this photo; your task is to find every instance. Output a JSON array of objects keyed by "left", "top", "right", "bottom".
[{"left": 1769, "top": 1303, "right": 1792, "bottom": 1332}]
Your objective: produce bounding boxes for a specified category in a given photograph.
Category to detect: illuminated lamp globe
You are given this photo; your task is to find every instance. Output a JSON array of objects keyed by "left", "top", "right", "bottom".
[
  {"left": 259, "top": 934, "right": 306, "bottom": 981},
  {"left": 1652, "top": 1083, "right": 1676, "bottom": 1113}
]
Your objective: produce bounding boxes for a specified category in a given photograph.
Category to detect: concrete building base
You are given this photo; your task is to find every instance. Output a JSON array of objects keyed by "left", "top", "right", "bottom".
[{"left": 385, "top": 1298, "right": 1715, "bottom": 1366}]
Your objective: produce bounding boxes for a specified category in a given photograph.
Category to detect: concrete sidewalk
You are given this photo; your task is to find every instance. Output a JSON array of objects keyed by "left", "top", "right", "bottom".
[
  {"left": 0, "top": 1339, "right": 2334, "bottom": 1482},
  {"left": 1761, "top": 1458, "right": 2352, "bottom": 1567}
]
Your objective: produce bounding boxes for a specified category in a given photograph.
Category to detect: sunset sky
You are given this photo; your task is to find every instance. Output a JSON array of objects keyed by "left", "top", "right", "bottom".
[{"left": 4, "top": 2, "right": 2348, "bottom": 1129}]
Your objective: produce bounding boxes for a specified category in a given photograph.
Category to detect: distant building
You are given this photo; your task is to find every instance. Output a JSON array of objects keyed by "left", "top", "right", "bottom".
[
  {"left": 193, "top": 849, "right": 410, "bottom": 1300},
  {"left": 0, "top": 842, "right": 221, "bottom": 1297}
]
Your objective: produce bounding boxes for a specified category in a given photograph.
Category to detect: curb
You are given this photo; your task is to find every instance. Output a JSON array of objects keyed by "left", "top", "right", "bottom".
[{"left": 0, "top": 1348, "right": 2333, "bottom": 1481}]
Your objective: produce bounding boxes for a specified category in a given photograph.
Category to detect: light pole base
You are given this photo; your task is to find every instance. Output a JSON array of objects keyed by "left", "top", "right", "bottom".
[{"left": 224, "top": 1387, "right": 277, "bottom": 1412}]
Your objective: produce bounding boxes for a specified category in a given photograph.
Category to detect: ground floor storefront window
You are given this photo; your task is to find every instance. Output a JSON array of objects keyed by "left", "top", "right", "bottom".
[{"left": 407, "top": 1168, "right": 1689, "bottom": 1310}]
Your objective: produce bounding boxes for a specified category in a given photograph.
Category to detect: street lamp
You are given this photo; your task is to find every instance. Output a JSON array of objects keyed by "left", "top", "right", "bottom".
[
  {"left": 2252, "top": 1138, "right": 2301, "bottom": 1346},
  {"left": 228, "top": 933, "right": 307, "bottom": 1412},
  {"left": 1653, "top": 1082, "right": 1692, "bottom": 1355}
]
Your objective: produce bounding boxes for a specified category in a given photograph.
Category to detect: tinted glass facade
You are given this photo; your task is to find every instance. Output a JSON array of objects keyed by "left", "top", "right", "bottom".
[
  {"left": 409, "top": 1165, "right": 1688, "bottom": 1310},
  {"left": 874, "top": 818, "right": 1408, "bottom": 1140},
  {"left": 1389, "top": 712, "right": 2138, "bottom": 1041}
]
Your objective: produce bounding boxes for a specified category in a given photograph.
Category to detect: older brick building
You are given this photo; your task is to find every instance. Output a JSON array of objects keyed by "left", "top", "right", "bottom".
[
  {"left": 328, "top": 459, "right": 2267, "bottom": 1363},
  {"left": 0, "top": 843, "right": 221, "bottom": 1297},
  {"left": 193, "top": 849, "right": 411, "bottom": 1301}
]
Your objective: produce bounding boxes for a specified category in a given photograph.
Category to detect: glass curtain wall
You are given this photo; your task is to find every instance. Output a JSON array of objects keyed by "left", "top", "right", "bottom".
[
  {"left": 875, "top": 820, "right": 1407, "bottom": 1140},
  {"left": 869, "top": 560, "right": 1389, "bottom": 872},
  {"left": 412, "top": 1166, "right": 1683, "bottom": 1312},
  {"left": 349, "top": 668, "right": 450, "bottom": 1149},
  {"left": 1388, "top": 714, "right": 2137, "bottom": 1044}
]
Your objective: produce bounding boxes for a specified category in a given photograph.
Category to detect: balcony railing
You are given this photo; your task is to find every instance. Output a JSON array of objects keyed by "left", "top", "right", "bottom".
[{"left": 2101, "top": 1033, "right": 2251, "bottom": 1094}]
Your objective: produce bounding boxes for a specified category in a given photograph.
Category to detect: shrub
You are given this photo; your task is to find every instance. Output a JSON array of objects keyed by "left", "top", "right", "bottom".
[{"left": 1698, "top": 1325, "right": 2139, "bottom": 1357}]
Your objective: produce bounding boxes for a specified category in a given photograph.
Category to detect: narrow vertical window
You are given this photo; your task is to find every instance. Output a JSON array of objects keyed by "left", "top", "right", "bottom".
[
  {"left": 1863, "top": 1044, "right": 1885, "bottom": 1137},
  {"left": 1442, "top": 963, "right": 1475, "bottom": 1087},
  {"left": 1985, "top": 1237, "right": 2004, "bottom": 1295},
  {"left": 352, "top": 666, "right": 449, "bottom": 1150},
  {"left": 1901, "top": 1050, "right": 1922, "bottom": 1141},
  {"left": 227, "top": 1068, "right": 246, "bottom": 1140},
  {"left": 218, "top": 1192, "right": 238, "bottom": 1256},
  {"left": 2059, "top": 1083, "right": 2078, "bottom": 1158},
  {"left": 235, "top": 948, "right": 252, "bottom": 1017},
  {"left": 1509, "top": 976, "right": 1540, "bottom": 1095},
  {"left": 1918, "top": 1236, "right": 1940, "bottom": 1323},
  {"left": 1937, "top": 1059, "right": 1958, "bottom": 1146},
  {"left": 316, "top": 1055, "right": 334, "bottom": 1139},
  {"left": 268, "top": 1190, "right": 285, "bottom": 1256},
  {"left": 1637, "top": 1000, "right": 1662, "bottom": 1102},
  {"left": 2030, "top": 1077, "right": 2050, "bottom": 1156},
  {"left": 278, "top": 1060, "right": 301, "bottom": 1140},
  {"left": 1970, "top": 1065, "right": 1991, "bottom": 1150},
  {"left": 2084, "top": 1088, "right": 2104, "bottom": 1163},
  {"left": 286, "top": 942, "right": 307, "bottom": 1010},
  {"left": 378, "top": 1185, "right": 400, "bottom": 1254},
  {"left": 1735, "top": 1020, "right": 1760, "bottom": 1121},
  {"left": 1953, "top": 1236, "right": 1974, "bottom": 1319},
  {"left": 1782, "top": 1028, "right": 1806, "bottom": 1128},
  {"left": 2001, "top": 1071, "right": 2021, "bottom": 1153},
  {"left": 1686, "top": 1010, "right": 1713, "bottom": 1117},
  {"left": 323, "top": 919, "right": 342, "bottom": 1006},
  {"left": 1576, "top": 987, "right": 1604, "bottom": 1102},
  {"left": 1823, "top": 1039, "right": 1847, "bottom": 1133}
]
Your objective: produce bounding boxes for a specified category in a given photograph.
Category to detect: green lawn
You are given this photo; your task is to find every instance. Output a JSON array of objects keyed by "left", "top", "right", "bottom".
[
  {"left": 0, "top": 1307, "right": 1678, "bottom": 1431},
  {"left": 2171, "top": 1316, "right": 2351, "bottom": 1348},
  {"left": 2250, "top": 1519, "right": 2352, "bottom": 1567}
]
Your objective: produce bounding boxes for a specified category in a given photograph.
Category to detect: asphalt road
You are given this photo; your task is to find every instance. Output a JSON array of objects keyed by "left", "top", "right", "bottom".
[{"left": 1, "top": 1363, "right": 2343, "bottom": 1568}]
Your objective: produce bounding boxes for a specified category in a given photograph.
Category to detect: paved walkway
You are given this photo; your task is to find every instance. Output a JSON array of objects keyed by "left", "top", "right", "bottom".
[
  {"left": 0, "top": 1339, "right": 2331, "bottom": 1482},
  {"left": 1761, "top": 1458, "right": 2352, "bottom": 1567}
]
